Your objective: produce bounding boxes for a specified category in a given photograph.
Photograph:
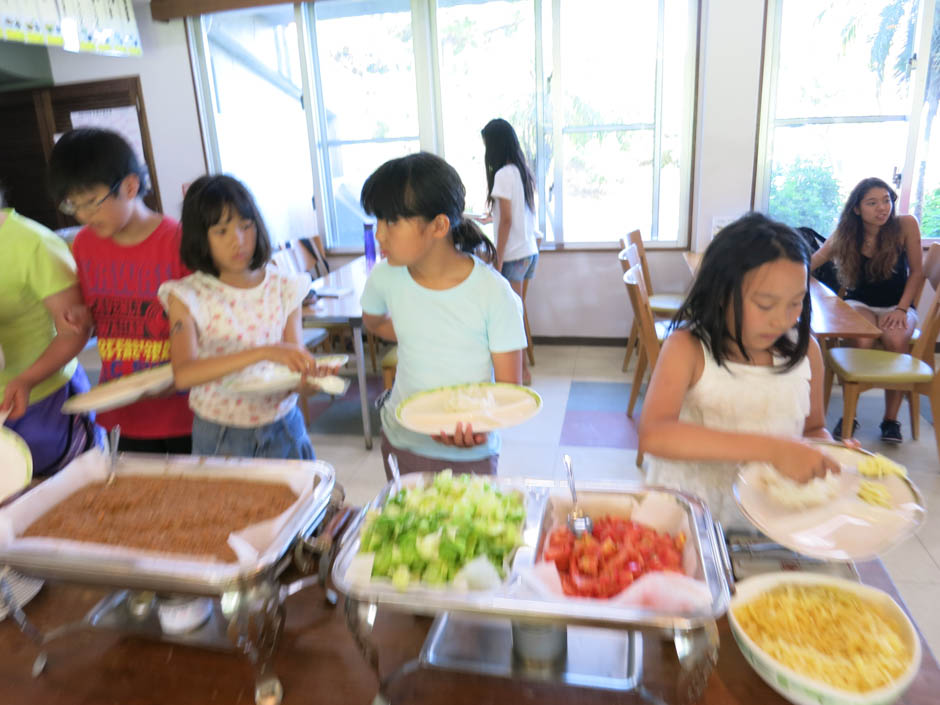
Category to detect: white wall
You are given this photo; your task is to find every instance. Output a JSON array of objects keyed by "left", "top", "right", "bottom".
[
  {"left": 690, "top": 0, "right": 766, "bottom": 251},
  {"left": 46, "top": 5, "right": 205, "bottom": 220}
]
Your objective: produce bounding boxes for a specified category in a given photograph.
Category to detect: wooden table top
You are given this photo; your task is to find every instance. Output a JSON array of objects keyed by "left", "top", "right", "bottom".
[
  {"left": 301, "top": 256, "right": 375, "bottom": 326},
  {"left": 682, "top": 252, "right": 881, "bottom": 340},
  {"left": 1, "top": 560, "right": 937, "bottom": 705}
]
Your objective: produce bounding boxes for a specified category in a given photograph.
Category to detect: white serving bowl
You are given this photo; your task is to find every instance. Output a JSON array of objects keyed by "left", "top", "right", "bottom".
[{"left": 728, "top": 572, "right": 921, "bottom": 705}]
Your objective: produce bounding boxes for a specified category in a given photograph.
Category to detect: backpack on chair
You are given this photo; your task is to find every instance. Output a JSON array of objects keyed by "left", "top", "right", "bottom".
[{"left": 796, "top": 226, "right": 841, "bottom": 294}]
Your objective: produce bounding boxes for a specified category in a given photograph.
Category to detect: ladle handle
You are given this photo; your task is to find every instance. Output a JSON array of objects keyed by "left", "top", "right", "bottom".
[{"left": 563, "top": 454, "right": 577, "bottom": 506}]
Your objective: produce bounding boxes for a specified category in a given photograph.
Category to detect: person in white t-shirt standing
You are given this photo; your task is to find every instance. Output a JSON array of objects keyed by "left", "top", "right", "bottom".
[{"left": 480, "top": 118, "right": 539, "bottom": 385}]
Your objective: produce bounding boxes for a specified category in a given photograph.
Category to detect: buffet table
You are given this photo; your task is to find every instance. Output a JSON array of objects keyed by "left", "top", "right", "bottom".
[{"left": 1, "top": 559, "right": 937, "bottom": 705}]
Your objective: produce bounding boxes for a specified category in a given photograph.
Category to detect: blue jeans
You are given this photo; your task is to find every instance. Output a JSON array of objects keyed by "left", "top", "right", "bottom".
[{"left": 192, "top": 406, "right": 314, "bottom": 460}]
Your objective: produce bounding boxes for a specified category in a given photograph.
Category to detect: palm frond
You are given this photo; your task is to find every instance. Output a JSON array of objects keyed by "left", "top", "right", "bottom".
[{"left": 869, "top": 0, "right": 907, "bottom": 82}]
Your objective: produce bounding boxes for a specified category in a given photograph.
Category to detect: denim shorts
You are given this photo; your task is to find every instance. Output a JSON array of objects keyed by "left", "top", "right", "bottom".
[
  {"left": 500, "top": 253, "right": 539, "bottom": 281},
  {"left": 192, "top": 406, "right": 314, "bottom": 460}
]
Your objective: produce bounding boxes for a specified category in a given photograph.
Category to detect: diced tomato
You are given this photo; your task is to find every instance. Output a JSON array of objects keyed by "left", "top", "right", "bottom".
[{"left": 543, "top": 515, "right": 687, "bottom": 599}]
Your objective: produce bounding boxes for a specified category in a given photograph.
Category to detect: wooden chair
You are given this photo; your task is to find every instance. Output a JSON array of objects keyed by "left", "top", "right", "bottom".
[
  {"left": 621, "top": 245, "right": 669, "bottom": 411},
  {"left": 520, "top": 235, "right": 543, "bottom": 368},
  {"left": 826, "top": 266, "right": 940, "bottom": 457},
  {"left": 619, "top": 230, "right": 684, "bottom": 371},
  {"left": 289, "top": 236, "right": 380, "bottom": 372},
  {"left": 624, "top": 263, "right": 663, "bottom": 467},
  {"left": 823, "top": 243, "right": 940, "bottom": 416},
  {"left": 271, "top": 245, "right": 331, "bottom": 426},
  {"left": 382, "top": 346, "right": 398, "bottom": 391}
]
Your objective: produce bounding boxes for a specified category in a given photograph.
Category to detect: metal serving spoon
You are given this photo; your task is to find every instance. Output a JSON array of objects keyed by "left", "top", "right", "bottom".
[
  {"left": 107, "top": 424, "right": 121, "bottom": 486},
  {"left": 387, "top": 453, "right": 402, "bottom": 494},
  {"left": 563, "top": 454, "right": 592, "bottom": 536}
]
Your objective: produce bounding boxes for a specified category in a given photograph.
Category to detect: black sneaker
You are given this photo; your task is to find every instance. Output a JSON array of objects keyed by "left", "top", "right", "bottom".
[
  {"left": 832, "top": 417, "right": 859, "bottom": 440},
  {"left": 880, "top": 419, "right": 903, "bottom": 444}
]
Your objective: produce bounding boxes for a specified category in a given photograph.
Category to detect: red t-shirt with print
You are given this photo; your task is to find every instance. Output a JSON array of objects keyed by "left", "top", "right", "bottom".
[{"left": 72, "top": 216, "right": 193, "bottom": 438}]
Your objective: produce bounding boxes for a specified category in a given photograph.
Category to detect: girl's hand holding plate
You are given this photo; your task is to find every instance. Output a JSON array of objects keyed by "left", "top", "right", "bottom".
[
  {"left": 265, "top": 343, "right": 318, "bottom": 375},
  {"left": 433, "top": 421, "right": 487, "bottom": 448}
]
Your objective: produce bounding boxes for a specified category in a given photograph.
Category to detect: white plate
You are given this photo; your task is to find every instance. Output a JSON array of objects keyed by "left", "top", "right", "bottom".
[
  {"left": 396, "top": 383, "right": 543, "bottom": 435},
  {"left": 734, "top": 444, "right": 925, "bottom": 561},
  {"left": 0, "top": 426, "right": 32, "bottom": 503},
  {"left": 61, "top": 364, "right": 175, "bottom": 414},
  {"left": 728, "top": 572, "right": 920, "bottom": 705},
  {"left": 224, "top": 356, "right": 350, "bottom": 396},
  {"left": 0, "top": 567, "right": 43, "bottom": 622}
]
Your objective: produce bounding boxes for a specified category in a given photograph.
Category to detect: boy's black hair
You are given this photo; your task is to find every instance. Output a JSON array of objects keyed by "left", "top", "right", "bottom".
[
  {"left": 672, "top": 212, "right": 812, "bottom": 370},
  {"left": 179, "top": 174, "right": 272, "bottom": 276},
  {"left": 360, "top": 151, "right": 497, "bottom": 263},
  {"left": 48, "top": 128, "right": 150, "bottom": 203}
]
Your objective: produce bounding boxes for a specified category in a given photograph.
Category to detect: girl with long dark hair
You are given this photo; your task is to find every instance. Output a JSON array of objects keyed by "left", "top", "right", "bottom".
[
  {"left": 639, "top": 213, "right": 838, "bottom": 529},
  {"left": 811, "top": 177, "right": 924, "bottom": 443}
]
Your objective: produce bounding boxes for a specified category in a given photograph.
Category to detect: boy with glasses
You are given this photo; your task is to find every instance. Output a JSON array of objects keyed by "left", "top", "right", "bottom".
[{"left": 48, "top": 128, "right": 193, "bottom": 454}]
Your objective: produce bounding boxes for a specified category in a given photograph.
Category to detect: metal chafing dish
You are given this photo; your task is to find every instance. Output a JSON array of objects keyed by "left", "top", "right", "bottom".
[
  {"left": 332, "top": 475, "right": 732, "bottom": 704},
  {"left": 0, "top": 450, "right": 340, "bottom": 705}
]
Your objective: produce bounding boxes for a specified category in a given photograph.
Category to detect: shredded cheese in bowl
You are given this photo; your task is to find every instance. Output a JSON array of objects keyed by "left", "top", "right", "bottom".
[{"left": 733, "top": 584, "right": 910, "bottom": 693}]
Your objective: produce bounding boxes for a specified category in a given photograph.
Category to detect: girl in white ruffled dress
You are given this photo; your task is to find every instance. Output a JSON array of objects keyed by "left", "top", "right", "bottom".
[{"left": 638, "top": 213, "right": 839, "bottom": 530}]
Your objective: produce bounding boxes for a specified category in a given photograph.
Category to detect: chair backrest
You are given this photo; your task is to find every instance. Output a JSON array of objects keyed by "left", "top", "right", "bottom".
[
  {"left": 626, "top": 229, "right": 655, "bottom": 296},
  {"left": 910, "top": 272, "right": 940, "bottom": 365},
  {"left": 617, "top": 244, "right": 641, "bottom": 275},
  {"left": 924, "top": 242, "right": 940, "bottom": 292},
  {"left": 624, "top": 263, "right": 661, "bottom": 369},
  {"left": 905, "top": 243, "right": 940, "bottom": 365},
  {"left": 271, "top": 246, "right": 300, "bottom": 273}
]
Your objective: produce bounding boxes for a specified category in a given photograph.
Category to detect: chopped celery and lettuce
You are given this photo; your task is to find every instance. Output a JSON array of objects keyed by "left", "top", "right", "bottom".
[{"left": 358, "top": 470, "right": 526, "bottom": 590}]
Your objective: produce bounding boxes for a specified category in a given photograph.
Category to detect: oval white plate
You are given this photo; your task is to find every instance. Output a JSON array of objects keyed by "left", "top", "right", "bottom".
[
  {"left": 396, "top": 383, "right": 543, "bottom": 435},
  {"left": 61, "top": 364, "right": 175, "bottom": 414},
  {"left": 733, "top": 444, "right": 925, "bottom": 561},
  {"left": 0, "top": 426, "right": 32, "bottom": 502},
  {"left": 728, "top": 572, "right": 920, "bottom": 705},
  {"left": 224, "top": 356, "right": 350, "bottom": 396}
]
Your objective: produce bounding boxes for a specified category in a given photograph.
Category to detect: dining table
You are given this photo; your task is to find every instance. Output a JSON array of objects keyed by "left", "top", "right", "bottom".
[
  {"left": 682, "top": 252, "right": 882, "bottom": 341},
  {"left": 302, "top": 256, "right": 376, "bottom": 449},
  {"left": 0, "top": 556, "right": 936, "bottom": 705}
]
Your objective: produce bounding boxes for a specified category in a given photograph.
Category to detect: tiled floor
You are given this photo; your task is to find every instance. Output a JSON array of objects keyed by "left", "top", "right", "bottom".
[{"left": 305, "top": 343, "right": 940, "bottom": 660}]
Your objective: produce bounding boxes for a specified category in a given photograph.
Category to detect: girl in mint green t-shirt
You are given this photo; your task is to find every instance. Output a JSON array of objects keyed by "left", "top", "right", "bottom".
[{"left": 359, "top": 153, "right": 527, "bottom": 479}]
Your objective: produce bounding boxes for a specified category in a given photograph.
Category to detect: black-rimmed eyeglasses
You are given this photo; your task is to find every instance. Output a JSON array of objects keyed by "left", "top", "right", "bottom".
[{"left": 58, "top": 180, "right": 122, "bottom": 217}]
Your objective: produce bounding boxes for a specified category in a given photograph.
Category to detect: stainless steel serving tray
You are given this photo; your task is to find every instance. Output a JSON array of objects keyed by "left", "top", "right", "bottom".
[
  {"left": 332, "top": 476, "right": 731, "bottom": 630},
  {"left": 0, "top": 451, "right": 335, "bottom": 595}
]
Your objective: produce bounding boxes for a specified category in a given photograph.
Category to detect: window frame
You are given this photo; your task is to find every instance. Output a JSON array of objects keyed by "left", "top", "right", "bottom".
[
  {"left": 753, "top": 0, "right": 938, "bottom": 218},
  {"left": 189, "top": 0, "right": 699, "bottom": 251}
]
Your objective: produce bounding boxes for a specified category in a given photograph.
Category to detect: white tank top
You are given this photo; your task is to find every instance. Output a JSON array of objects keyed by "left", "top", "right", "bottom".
[{"left": 645, "top": 338, "right": 811, "bottom": 530}]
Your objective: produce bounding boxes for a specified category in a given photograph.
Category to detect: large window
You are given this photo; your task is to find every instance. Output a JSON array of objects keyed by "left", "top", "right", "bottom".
[
  {"left": 192, "top": 1, "right": 698, "bottom": 249},
  {"left": 192, "top": 6, "right": 316, "bottom": 245},
  {"left": 757, "top": 0, "right": 940, "bottom": 237}
]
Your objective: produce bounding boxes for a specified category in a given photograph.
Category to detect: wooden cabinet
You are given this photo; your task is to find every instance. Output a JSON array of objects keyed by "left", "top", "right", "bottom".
[{"left": 0, "top": 76, "right": 161, "bottom": 230}]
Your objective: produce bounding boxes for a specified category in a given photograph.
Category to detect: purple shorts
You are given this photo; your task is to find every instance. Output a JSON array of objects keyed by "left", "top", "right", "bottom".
[
  {"left": 6, "top": 366, "right": 104, "bottom": 476},
  {"left": 380, "top": 432, "right": 497, "bottom": 480}
]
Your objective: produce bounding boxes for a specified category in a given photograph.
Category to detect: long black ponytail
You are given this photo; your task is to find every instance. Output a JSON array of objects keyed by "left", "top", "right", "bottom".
[
  {"left": 482, "top": 118, "right": 535, "bottom": 212},
  {"left": 360, "top": 151, "right": 496, "bottom": 263}
]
